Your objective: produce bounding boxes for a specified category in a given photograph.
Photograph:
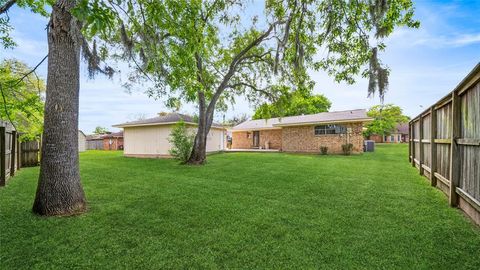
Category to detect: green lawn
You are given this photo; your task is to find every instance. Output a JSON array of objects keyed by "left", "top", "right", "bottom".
[{"left": 1, "top": 144, "right": 479, "bottom": 269}]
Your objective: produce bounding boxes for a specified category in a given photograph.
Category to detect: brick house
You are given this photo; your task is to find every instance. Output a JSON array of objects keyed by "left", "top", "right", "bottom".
[
  {"left": 368, "top": 123, "right": 409, "bottom": 143},
  {"left": 231, "top": 109, "right": 373, "bottom": 154},
  {"left": 102, "top": 131, "right": 124, "bottom": 150}
]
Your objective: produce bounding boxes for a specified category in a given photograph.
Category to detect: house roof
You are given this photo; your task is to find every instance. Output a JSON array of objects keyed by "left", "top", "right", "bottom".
[
  {"left": 232, "top": 109, "right": 372, "bottom": 131},
  {"left": 86, "top": 134, "right": 105, "bottom": 140},
  {"left": 103, "top": 131, "right": 124, "bottom": 138},
  {"left": 112, "top": 112, "right": 224, "bottom": 129},
  {"left": 394, "top": 123, "right": 409, "bottom": 134}
]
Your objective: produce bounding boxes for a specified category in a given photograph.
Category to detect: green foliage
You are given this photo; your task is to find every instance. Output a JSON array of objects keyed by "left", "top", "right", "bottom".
[
  {"left": 320, "top": 146, "right": 328, "bottom": 155},
  {"left": 364, "top": 104, "right": 410, "bottom": 136},
  {"left": 253, "top": 88, "right": 331, "bottom": 119},
  {"left": 341, "top": 143, "right": 353, "bottom": 155},
  {"left": 88, "top": 0, "right": 419, "bottom": 111},
  {"left": 168, "top": 120, "right": 194, "bottom": 164},
  {"left": 0, "top": 59, "right": 45, "bottom": 141},
  {"left": 93, "top": 126, "right": 109, "bottom": 134}
]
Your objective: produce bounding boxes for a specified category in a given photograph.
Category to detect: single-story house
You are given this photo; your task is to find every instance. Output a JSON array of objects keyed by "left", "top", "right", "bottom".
[
  {"left": 78, "top": 130, "right": 87, "bottom": 152},
  {"left": 102, "top": 131, "right": 124, "bottom": 150},
  {"left": 368, "top": 123, "right": 409, "bottom": 143},
  {"left": 113, "top": 113, "right": 226, "bottom": 158},
  {"left": 231, "top": 109, "right": 373, "bottom": 154}
]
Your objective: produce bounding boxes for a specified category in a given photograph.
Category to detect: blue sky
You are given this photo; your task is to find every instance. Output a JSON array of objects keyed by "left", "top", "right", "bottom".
[{"left": 1, "top": 0, "right": 480, "bottom": 133}]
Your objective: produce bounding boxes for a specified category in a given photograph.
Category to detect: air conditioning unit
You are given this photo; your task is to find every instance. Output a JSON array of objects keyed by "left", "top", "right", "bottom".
[{"left": 364, "top": 140, "right": 375, "bottom": 152}]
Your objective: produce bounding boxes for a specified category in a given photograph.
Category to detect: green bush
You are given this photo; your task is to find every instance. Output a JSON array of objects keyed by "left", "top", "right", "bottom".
[
  {"left": 320, "top": 146, "right": 328, "bottom": 155},
  {"left": 168, "top": 120, "right": 194, "bottom": 163},
  {"left": 341, "top": 143, "right": 353, "bottom": 155}
]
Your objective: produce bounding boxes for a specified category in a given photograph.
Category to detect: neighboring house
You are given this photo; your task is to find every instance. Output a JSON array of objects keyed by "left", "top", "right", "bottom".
[
  {"left": 78, "top": 130, "right": 87, "bottom": 152},
  {"left": 103, "top": 131, "right": 124, "bottom": 150},
  {"left": 113, "top": 113, "right": 226, "bottom": 158},
  {"left": 368, "top": 123, "right": 409, "bottom": 143},
  {"left": 86, "top": 134, "right": 104, "bottom": 150},
  {"left": 231, "top": 109, "right": 372, "bottom": 154}
]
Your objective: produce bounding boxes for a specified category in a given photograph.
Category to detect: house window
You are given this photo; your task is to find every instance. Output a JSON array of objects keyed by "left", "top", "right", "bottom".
[
  {"left": 390, "top": 135, "right": 394, "bottom": 142},
  {"left": 398, "top": 135, "right": 401, "bottom": 142},
  {"left": 384, "top": 135, "right": 387, "bottom": 142},
  {"left": 314, "top": 125, "right": 346, "bottom": 135}
]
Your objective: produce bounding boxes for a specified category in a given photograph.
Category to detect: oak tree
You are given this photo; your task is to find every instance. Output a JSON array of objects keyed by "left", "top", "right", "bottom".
[
  {"left": 0, "top": 59, "right": 45, "bottom": 141},
  {"left": 253, "top": 88, "right": 331, "bottom": 119},
  {"left": 364, "top": 104, "right": 410, "bottom": 136},
  {"left": 79, "top": 0, "right": 419, "bottom": 164}
]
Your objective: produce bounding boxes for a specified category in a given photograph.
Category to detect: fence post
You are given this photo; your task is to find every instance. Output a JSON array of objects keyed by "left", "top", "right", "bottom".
[
  {"left": 449, "top": 91, "right": 461, "bottom": 207},
  {"left": 10, "top": 130, "right": 16, "bottom": 176},
  {"left": 419, "top": 116, "right": 424, "bottom": 175},
  {"left": 16, "top": 134, "right": 20, "bottom": 170},
  {"left": 0, "top": 126, "right": 5, "bottom": 186},
  {"left": 408, "top": 122, "right": 412, "bottom": 163},
  {"left": 430, "top": 107, "right": 437, "bottom": 187},
  {"left": 411, "top": 122, "right": 415, "bottom": 167}
]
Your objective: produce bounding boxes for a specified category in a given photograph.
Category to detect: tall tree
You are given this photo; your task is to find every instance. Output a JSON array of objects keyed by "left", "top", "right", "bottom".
[
  {"left": 31, "top": 0, "right": 113, "bottom": 216},
  {"left": 253, "top": 88, "right": 331, "bottom": 119},
  {"left": 81, "top": 0, "right": 419, "bottom": 164},
  {"left": 32, "top": 0, "right": 87, "bottom": 215},
  {"left": 364, "top": 104, "right": 409, "bottom": 136},
  {"left": 93, "top": 126, "right": 109, "bottom": 134},
  {"left": 0, "top": 59, "right": 45, "bottom": 141},
  {"left": 2, "top": 0, "right": 113, "bottom": 215}
]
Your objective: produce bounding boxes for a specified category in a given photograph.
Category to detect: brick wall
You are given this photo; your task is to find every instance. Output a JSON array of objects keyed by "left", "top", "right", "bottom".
[
  {"left": 232, "top": 129, "right": 283, "bottom": 149},
  {"left": 368, "top": 134, "right": 384, "bottom": 143},
  {"left": 231, "top": 131, "right": 252, "bottom": 149},
  {"left": 259, "top": 129, "right": 282, "bottom": 149},
  {"left": 281, "top": 123, "right": 365, "bottom": 154},
  {"left": 103, "top": 137, "right": 124, "bottom": 150}
]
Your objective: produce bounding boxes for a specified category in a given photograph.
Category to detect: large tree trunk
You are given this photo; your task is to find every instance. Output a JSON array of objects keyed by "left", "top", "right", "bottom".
[
  {"left": 32, "top": 0, "right": 86, "bottom": 216},
  {"left": 187, "top": 91, "right": 210, "bottom": 165},
  {"left": 188, "top": 123, "right": 208, "bottom": 165}
]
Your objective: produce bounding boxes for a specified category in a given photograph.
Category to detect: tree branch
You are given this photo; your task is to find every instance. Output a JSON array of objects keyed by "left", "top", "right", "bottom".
[
  {"left": 12, "top": 54, "right": 48, "bottom": 87},
  {"left": 226, "top": 82, "right": 275, "bottom": 100},
  {"left": 0, "top": 0, "right": 16, "bottom": 14},
  {"left": 0, "top": 83, "right": 16, "bottom": 130},
  {"left": 204, "top": 20, "right": 286, "bottom": 129}
]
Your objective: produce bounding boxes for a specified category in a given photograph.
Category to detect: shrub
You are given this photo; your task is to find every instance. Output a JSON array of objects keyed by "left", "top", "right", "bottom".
[
  {"left": 168, "top": 120, "right": 194, "bottom": 163},
  {"left": 341, "top": 143, "right": 353, "bottom": 155},
  {"left": 320, "top": 146, "right": 328, "bottom": 155}
]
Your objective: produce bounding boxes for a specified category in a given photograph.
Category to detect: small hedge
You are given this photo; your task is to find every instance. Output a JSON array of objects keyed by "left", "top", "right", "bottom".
[{"left": 341, "top": 143, "right": 353, "bottom": 155}]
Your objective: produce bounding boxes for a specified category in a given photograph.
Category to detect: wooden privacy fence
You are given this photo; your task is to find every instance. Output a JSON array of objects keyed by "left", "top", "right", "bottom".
[
  {"left": 409, "top": 63, "right": 480, "bottom": 225},
  {"left": 0, "top": 120, "right": 20, "bottom": 186},
  {"left": 1, "top": 120, "right": 42, "bottom": 186},
  {"left": 20, "top": 140, "right": 40, "bottom": 167}
]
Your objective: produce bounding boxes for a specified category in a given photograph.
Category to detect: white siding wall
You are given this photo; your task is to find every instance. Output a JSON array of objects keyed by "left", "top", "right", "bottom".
[
  {"left": 124, "top": 124, "right": 225, "bottom": 157},
  {"left": 78, "top": 131, "right": 87, "bottom": 152}
]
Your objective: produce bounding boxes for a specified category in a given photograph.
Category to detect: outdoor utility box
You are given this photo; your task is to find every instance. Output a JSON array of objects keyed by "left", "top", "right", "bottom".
[{"left": 364, "top": 140, "right": 375, "bottom": 152}]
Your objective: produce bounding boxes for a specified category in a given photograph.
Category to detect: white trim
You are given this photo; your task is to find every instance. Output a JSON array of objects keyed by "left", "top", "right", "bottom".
[{"left": 230, "top": 127, "right": 282, "bottom": 132}]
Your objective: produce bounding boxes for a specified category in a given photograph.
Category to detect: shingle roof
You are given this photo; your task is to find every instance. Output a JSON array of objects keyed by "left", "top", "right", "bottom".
[
  {"left": 103, "top": 131, "right": 124, "bottom": 138},
  {"left": 86, "top": 134, "right": 104, "bottom": 140},
  {"left": 113, "top": 113, "right": 223, "bottom": 128},
  {"left": 232, "top": 109, "right": 372, "bottom": 130}
]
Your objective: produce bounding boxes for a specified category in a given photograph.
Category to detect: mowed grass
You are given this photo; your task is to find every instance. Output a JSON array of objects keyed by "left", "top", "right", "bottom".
[{"left": 1, "top": 144, "right": 479, "bottom": 269}]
